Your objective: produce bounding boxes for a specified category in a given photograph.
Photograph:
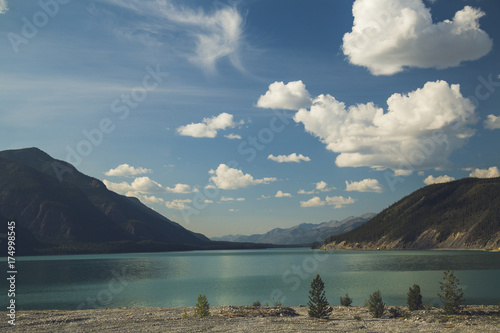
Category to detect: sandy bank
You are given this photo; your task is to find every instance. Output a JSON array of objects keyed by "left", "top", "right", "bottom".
[{"left": 1, "top": 305, "right": 499, "bottom": 332}]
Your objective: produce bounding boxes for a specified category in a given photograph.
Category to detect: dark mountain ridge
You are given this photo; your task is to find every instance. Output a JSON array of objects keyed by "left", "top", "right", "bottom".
[
  {"left": 321, "top": 177, "right": 500, "bottom": 251},
  {"left": 0, "top": 148, "right": 270, "bottom": 255}
]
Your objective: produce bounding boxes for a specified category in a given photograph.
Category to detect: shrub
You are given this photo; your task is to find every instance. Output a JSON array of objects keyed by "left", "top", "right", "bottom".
[
  {"left": 307, "top": 273, "right": 333, "bottom": 319},
  {"left": 181, "top": 309, "right": 188, "bottom": 319},
  {"left": 252, "top": 300, "right": 261, "bottom": 307},
  {"left": 438, "top": 269, "right": 464, "bottom": 314},
  {"left": 389, "top": 306, "right": 405, "bottom": 318},
  {"left": 365, "top": 290, "right": 385, "bottom": 318},
  {"left": 194, "top": 294, "right": 210, "bottom": 318},
  {"left": 407, "top": 284, "right": 424, "bottom": 311},
  {"left": 340, "top": 293, "right": 353, "bottom": 307},
  {"left": 272, "top": 299, "right": 282, "bottom": 308}
]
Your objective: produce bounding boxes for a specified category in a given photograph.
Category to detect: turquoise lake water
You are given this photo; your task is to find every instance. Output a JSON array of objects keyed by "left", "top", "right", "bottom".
[{"left": 2, "top": 248, "right": 500, "bottom": 310}]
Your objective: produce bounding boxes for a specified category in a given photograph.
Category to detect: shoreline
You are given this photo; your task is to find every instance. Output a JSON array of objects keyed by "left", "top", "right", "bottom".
[{"left": 2, "top": 305, "right": 499, "bottom": 332}]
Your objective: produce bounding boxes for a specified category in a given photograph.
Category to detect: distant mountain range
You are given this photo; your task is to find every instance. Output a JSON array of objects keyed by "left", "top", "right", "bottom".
[
  {"left": 321, "top": 177, "right": 500, "bottom": 251},
  {"left": 0, "top": 148, "right": 272, "bottom": 255},
  {"left": 211, "top": 213, "right": 375, "bottom": 245}
]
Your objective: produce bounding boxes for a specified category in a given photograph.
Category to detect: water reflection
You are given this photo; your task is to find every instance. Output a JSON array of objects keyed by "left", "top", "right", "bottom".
[{"left": 3, "top": 249, "right": 499, "bottom": 309}]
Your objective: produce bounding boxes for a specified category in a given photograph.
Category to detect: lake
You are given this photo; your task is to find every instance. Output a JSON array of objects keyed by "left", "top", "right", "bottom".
[{"left": 3, "top": 248, "right": 500, "bottom": 310}]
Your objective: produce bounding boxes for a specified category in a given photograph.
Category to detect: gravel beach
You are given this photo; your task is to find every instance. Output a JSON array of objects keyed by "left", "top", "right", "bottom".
[{"left": 2, "top": 305, "right": 499, "bottom": 332}]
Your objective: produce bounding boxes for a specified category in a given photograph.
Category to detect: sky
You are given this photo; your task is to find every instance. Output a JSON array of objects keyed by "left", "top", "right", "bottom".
[{"left": 1, "top": 0, "right": 499, "bottom": 238}]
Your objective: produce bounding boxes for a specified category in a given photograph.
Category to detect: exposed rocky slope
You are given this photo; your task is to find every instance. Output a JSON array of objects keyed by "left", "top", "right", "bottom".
[{"left": 321, "top": 177, "right": 500, "bottom": 251}]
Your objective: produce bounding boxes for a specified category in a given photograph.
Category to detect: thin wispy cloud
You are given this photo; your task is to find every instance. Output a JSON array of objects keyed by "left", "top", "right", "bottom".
[
  {"left": 0, "top": 0, "right": 8, "bottom": 14},
  {"left": 100, "top": 0, "right": 245, "bottom": 73}
]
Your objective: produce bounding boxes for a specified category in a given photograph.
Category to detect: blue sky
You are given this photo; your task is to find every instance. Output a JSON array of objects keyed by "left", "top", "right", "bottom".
[{"left": 1, "top": 0, "right": 499, "bottom": 237}]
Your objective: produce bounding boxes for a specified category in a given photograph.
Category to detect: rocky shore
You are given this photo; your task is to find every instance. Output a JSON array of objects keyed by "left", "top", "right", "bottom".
[{"left": 2, "top": 305, "right": 499, "bottom": 332}]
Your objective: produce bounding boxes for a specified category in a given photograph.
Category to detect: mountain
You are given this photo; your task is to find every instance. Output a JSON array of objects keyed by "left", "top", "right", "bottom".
[
  {"left": 211, "top": 213, "right": 375, "bottom": 245},
  {"left": 321, "top": 177, "right": 500, "bottom": 251},
  {"left": 0, "top": 148, "right": 269, "bottom": 255}
]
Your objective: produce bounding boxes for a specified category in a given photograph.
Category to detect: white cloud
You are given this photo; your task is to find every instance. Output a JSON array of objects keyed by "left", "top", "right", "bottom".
[
  {"left": 165, "top": 199, "right": 192, "bottom": 210},
  {"left": 103, "top": 176, "right": 164, "bottom": 195},
  {"left": 394, "top": 169, "right": 413, "bottom": 176},
  {"left": 135, "top": 194, "right": 165, "bottom": 204},
  {"left": 268, "top": 153, "right": 311, "bottom": 163},
  {"left": 484, "top": 115, "right": 500, "bottom": 130},
  {"left": 224, "top": 133, "right": 242, "bottom": 140},
  {"left": 300, "top": 196, "right": 325, "bottom": 208},
  {"left": 315, "top": 181, "right": 335, "bottom": 192},
  {"left": 325, "top": 196, "right": 357, "bottom": 209},
  {"left": 298, "top": 189, "right": 315, "bottom": 195},
  {"left": 228, "top": 209, "right": 239, "bottom": 212},
  {"left": 105, "top": 164, "right": 152, "bottom": 177},
  {"left": 0, "top": 0, "right": 8, "bottom": 14},
  {"left": 345, "top": 179, "right": 383, "bottom": 193},
  {"left": 300, "top": 196, "right": 356, "bottom": 208},
  {"left": 343, "top": 0, "right": 493, "bottom": 75},
  {"left": 209, "top": 164, "right": 277, "bottom": 190},
  {"left": 469, "top": 167, "right": 500, "bottom": 179},
  {"left": 104, "top": 177, "right": 196, "bottom": 198},
  {"left": 257, "top": 81, "right": 312, "bottom": 110},
  {"left": 103, "top": 0, "right": 244, "bottom": 73},
  {"left": 177, "top": 113, "right": 241, "bottom": 138},
  {"left": 165, "top": 183, "right": 198, "bottom": 194},
  {"left": 423, "top": 175, "right": 455, "bottom": 185},
  {"left": 220, "top": 196, "right": 245, "bottom": 202},
  {"left": 275, "top": 190, "right": 292, "bottom": 198},
  {"left": 293, "top": 80, "right": 476, "bottom": 172}
]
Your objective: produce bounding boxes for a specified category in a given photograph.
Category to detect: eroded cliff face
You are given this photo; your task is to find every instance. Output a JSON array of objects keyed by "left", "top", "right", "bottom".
[{"left": 320, "top": 229, "right": 500, "bottom": 251}]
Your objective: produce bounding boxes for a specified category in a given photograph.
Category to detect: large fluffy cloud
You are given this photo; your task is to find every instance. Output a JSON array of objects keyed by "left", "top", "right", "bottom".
[
  {"left": 342, "top": 0, "right": 493, "bottom": 75},
  {"left": 256, "top": 81, "right": 312, "bottom": 110},
  {"left": 292, "top": 80, "right": 476, "bottom": 172},
  {"left": 268, "top": 153, "right": 310, "bottom": 163},
  {"left": 105, "top": 164, "right": 152, "bottom": 177},
  {"left": 469, "top": 167, "right": 500, "bottom": 179},
  {"left": 423, "top": 175, "right": 455, "bottom": 185},
  {"left": 345, "top": 179, "right": 383, "bottom": 193},
  {"left": 209, "top": 164, "right": 277, "bottom": 190},
  {"left": 177, "top": 113, "right": 241, "bottom": 138},
  {"left": 484, "top": 115, "right": 500, "bottom": 130}
]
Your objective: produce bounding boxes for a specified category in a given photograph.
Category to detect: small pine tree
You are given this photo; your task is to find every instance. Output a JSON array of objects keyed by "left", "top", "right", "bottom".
[
  {"left": 194, "top": 294, "right": 210, "bottom": 318},
  {"left": 340, "top": 293, "right": 353, "bottom": 307},
  {"left": 308, "top": 273, "right": 333, "bottom": 319},
  {"left": 407, "top": 284, "right": 423, "bottom": 311},
  {"left": 438, "top": 269, "right": 464, "bottom": 314},
  {"left": 366, "top": 290, "right": 385, "bottom": 318}
]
